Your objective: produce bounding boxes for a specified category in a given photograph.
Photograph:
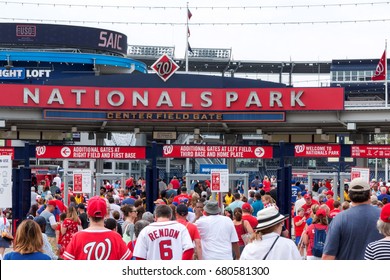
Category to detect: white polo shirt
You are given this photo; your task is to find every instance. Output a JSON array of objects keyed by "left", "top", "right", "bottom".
[{"left": 195, "top": 215, "right": 239, "bottom": 260}]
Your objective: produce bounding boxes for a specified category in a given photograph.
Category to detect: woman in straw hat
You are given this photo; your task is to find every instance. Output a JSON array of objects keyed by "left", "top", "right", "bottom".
[{"left": 240, "top": 206, "right": 301, "bottom": 260}]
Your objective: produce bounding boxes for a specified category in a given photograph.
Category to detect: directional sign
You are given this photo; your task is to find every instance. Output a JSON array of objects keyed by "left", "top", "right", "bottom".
[
  {"left": 162, "top": 145, "right": 273, "bottom": 158},
  {"left": 0, "top": 148, "right": 14, "bottom": 160},
  {"left": 351, "top": 145, "right": 390, "bottom": 158},
  {"left": 36, "top": 146, "right": 146, "bottom": 159}
]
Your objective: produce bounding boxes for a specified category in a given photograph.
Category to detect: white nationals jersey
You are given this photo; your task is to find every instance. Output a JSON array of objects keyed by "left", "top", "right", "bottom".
[
  {"left": 62, "top": 229, "right": 132, "bottom": 260},
  {"left": 133, "top": 221, "right": 194, "bottom": 260}
]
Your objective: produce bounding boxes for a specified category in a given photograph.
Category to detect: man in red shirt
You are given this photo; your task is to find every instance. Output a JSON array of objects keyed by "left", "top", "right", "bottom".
[
  {"left": 173, "top": 187, "right": 192, "bottom": 204},
  {"left": 241, "top": 203, "right": 258, "bottom": 229},
  {"left": 262, "top": 175, "right": 272, "bottom": 193},
  {"left": 170, "top": 176, "right": 181, "bottom": 190},
  {"left": 62, "top": 196, "right": 132, "bottom": 260},
  {"left": 52, "top": 194, "right": 67, "bottom": 221},
  {"left": 329, "top": 200, "right": 341, "bottom": 219},
  {"left": 175, "top": 204, "right": 202, "bottom": 260},
  {"left": 301, "top": 193, "right": 319, "bottom": 219},
  {"left": 125, "top": 176, "right": 134, "bottom": 190},
  {"left": 325, "top": 190, "right": 335, "bottom": 211}
]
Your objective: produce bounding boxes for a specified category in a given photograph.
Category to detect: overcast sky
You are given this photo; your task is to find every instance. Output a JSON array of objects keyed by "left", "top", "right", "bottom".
[
  {"left": 0, "top": 0, "right": 389, "bottom": 85},
  {"left": 0, "top": 0, "right": 389, "bottom": 60}
]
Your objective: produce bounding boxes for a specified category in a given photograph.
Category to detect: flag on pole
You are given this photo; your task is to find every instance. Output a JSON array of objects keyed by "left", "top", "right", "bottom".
[
  {"left": 188, "top": 42, "right": 193, "bottom": 54},
  {"left": 372, "top": 50, "right": 387, "bottom": 81},
  {"left": 188, "top": 8, "right": 192, "bottom": 20}
]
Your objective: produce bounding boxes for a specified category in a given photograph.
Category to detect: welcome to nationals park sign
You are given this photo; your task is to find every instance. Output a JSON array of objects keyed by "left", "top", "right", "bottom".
[{"left": 0, "top": 84, "right": 344, "bottom": 111}]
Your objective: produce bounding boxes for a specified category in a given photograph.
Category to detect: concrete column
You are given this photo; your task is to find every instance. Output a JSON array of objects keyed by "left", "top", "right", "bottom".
[
  {"left": 224, "top": 134, "right": 237, "bottom": 192},
  {"left": 166, "top": 140, "right": 171, "bottom": 180},
  {"left": 135, "top": 133, "right": 147, "bottom": 146},
  {"left": 95, "top": 132, "right": 105, "bottom": 174},
  {"left": 354, "top": 134, "right": 369, "bottom": 168}
]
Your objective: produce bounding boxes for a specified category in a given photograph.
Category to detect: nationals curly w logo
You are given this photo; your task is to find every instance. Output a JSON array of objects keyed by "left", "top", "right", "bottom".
[
  {"left": 163, "top": 145, "right": 174, "bottom": 156},
  {"left": 83, "top": 238, "right": 112, "bottom": 260},
  {"left": 295, "top": 144, "right": 306, "bottom": 154},
  {"left": 151, "top": 54, "right": 179, "bottom": 82},
  {"left": 35, "top": 146, "right": 46, "bottom": 156},
  {"left": 375, "top": 60, "right": 385, "bottom": 76}
]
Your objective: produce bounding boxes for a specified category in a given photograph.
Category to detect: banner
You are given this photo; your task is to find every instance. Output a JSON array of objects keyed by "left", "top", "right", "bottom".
[
  {"left": 72, "top": 169, "right": 92, "bottom": 193},
  {"left": 351, "top": 145, "right": 390, "bottom": 158},
  {"left": 0, "top": 84, "right": 345, "bottom": 111},
  {"left": 0, "top": 147, "right": 14, "bottom": 160},
  {"left": 294, "top": 144, "right": 341, "bottom": 157},
  {"left": 35, "top": 146, "right": 146, "bottom": 159},
  {"left": 163, "top": 145, "right": 273, "bottom": 158},
  {"left": 0, "top": 155, "right": 12, "bottom": 208}
]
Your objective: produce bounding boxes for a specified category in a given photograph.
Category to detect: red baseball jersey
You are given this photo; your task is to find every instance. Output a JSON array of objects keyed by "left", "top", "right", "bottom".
[
  {"left": 133, "top": 221, "right": 194, "bottom": 260},
  {"left": 62, "top": 229, "right": 132, "bottom": 260}
]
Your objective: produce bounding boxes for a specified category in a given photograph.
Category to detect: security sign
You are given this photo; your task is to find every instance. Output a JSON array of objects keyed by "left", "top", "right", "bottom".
[
  {"left": 72, "top": 169, "right": 92, "bottom": 193},
  {"left": 211, "top": 172, "right": 221, "bottom": 192},
  {"left": 151, "top": 54, "right": 179, "bottom": 82},
  {"left": 210, "top": 169, "right": 229, "bottom": 192}
]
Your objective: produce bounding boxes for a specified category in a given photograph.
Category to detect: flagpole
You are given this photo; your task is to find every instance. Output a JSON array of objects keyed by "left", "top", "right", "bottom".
[
  {"left": 185, "top": 2, "right": 189, "bottom": 73},
  {"left": 385, "top": 39, "right": 388, "bottom": 182},
  {"left": 385, "top": 39, "right": 388, "bottom": 108}
]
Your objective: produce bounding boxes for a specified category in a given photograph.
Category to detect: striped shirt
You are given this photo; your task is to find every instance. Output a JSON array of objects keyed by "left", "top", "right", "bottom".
[{"left": 364, "top": 239, "right": 390, "bottom": 260}]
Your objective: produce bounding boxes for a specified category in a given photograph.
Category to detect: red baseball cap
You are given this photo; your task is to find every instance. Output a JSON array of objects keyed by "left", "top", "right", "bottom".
[
  {"left": 154, "top": 199, "right": 166, "bottom": 205},
  {"left": 304, "top": 194, "right": 311, "bottom": 199},
  {"left": 326, "top": 190, "right": 334, "bottom": 196},
  {"left": 87, "top": 196, "right": 107, "bottom": 218},
  {"left": 47, "top": 200, "right": 56, "bottom": 207},
  {"left": 242, "top": 203, "right": 252, "bottom": 212},
  {"left": 316, "top": 208, "right": 327, "bottom": 218},
  {"left": 380, "top": 203, "right": 390, "bottom": 223}
]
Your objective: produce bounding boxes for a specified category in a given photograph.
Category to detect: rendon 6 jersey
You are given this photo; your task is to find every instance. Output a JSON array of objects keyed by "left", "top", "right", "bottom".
[{"left": 133, "top": 221, "right": 194, "bottom": 260}]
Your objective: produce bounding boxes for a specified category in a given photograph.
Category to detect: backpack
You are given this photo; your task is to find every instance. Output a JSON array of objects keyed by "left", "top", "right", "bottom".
[{"left": 312, "top": 225, "right": 327, "bottom": 258}]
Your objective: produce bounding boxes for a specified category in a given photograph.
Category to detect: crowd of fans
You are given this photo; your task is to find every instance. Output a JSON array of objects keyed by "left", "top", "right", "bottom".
[{"left": 1, "top": 173, "right": 389, "bottom": 260}]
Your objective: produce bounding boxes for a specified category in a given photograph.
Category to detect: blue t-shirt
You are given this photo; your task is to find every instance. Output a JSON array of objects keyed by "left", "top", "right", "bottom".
[
  {"left": 323, "top": 204, "right": 383, "bottom": 260},
  {"left": 251, "top": 200, "right": 264, "bottom": 217},
  {"left": 4, "top": 251, "right": 51, "bottom": 260},
  {"left": 291, "top": 186, "right": 301, "bottom": 203}
]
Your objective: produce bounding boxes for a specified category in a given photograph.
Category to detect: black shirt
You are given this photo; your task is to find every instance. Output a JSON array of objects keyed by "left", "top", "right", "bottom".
[{"left": 78, "top": 213, "right": 89, "bottom": 229}]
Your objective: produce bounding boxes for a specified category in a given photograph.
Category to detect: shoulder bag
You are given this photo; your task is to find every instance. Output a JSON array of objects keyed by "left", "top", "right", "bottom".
[{"left": 241, "top": 220, "right": 251, "bottom": 245}]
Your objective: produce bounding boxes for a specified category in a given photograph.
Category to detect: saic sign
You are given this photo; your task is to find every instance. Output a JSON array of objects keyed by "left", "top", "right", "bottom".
[
  {"left": 98, "top": 31, "right": 123, "bottom": 51},
  {"left": 0, "top": 68, "right": 51, "bottom": 80}
]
